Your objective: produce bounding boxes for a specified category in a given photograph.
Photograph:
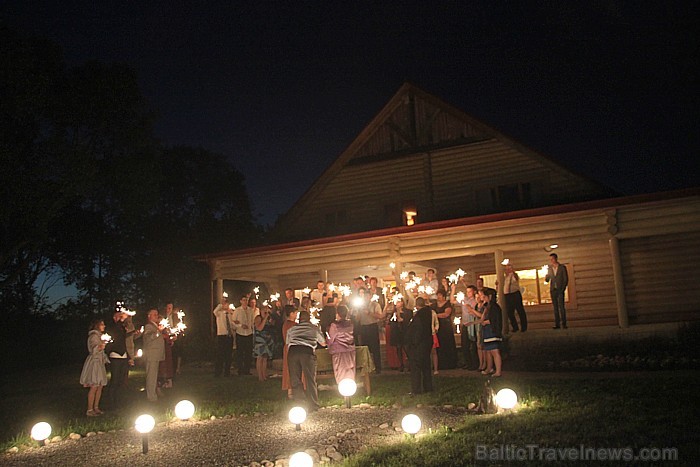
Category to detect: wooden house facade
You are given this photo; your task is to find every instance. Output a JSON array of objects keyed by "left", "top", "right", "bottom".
[{"left": 199, "top": 84, "right": 700, "bottom": 333}]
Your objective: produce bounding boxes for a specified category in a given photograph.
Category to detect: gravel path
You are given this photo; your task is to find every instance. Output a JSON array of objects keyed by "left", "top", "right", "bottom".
[{"left": 2, "top": 404, "right": 470, "bottom": 466}]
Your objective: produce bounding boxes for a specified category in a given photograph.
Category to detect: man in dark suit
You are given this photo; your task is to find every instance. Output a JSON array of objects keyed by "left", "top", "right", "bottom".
[
  {"left": 405, "top": 297, "right": 433, "bottom": 394},
  {"left": 105, "top": 309, "right": 129, "bottom": 409},
  {"left": 545, "top": 253, "right": 569, "bottom": 329},
  {"left": 282, "top": 288, "right": 300, "bottom": 309}
]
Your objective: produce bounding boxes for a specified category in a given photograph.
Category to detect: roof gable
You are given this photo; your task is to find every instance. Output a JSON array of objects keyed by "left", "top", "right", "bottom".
[{"left": 270, "top": 83, "right": 613, "bottom": 241}]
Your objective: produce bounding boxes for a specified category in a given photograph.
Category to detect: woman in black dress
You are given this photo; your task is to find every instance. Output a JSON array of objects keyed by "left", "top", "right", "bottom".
[{"left": 434, "top": 289, "right": 458, "bottom": 370}]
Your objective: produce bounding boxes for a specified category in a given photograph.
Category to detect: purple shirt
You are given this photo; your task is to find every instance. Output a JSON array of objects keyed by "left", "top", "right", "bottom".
[{"left": 327, "top": 319, "right": 354, "bottom": 354}]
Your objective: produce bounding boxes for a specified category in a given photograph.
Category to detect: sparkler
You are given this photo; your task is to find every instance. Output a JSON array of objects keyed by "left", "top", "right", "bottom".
[
  {"left": 455, "top": 291, "right": 465, "bottom": 304},
  {"left": 448, "top": 273, "right": 458, "bottom": 284},
  {"left": 400, "top": 271, "right": 408, "bottom": 280},
  {"left": 417, "top": 285, "right": 425, "bottom": 293},
  {"left": 270, "top": 292, "right": 281, "bottom": 302},
  {"left": 223, "top": 291, "right": 229, "bottom": 298},
  {"left": 159, "top": 318, "right": 169, "bottom": 328},
  {"left": 328, "top": 283, "right": 336, "bottom": 292},
  {"left": 455, "top": 268, "right": 466, "bottom": 277},
  {"left": 389, "top": 262, "right": 396, "bottom": 269},
  {"left": 371, "top": 294, "right": 379, "bottom": 302},
  {"left": 425, "top": 285, "right": 434, "bottom": 295},
  {"left": 339, "top": 285, "right": 351, "bottom": 297},
  {"left": 101, "top": 333, "right": 113, "bottom": 343},
  {"left": 501, "top": 258, "right": 510, "bottom": 266},
  {"left": 392, "top": 293, "right": 404, "bottom": 305},
  {"left": 302, "top": 287, "right": 311, "bottom": 295},
  {"left": 454, "top": 316, "right": 461, "bottom": 333},
  {"left": 253, "top": 286, "right": 260, "bottom": 294}
]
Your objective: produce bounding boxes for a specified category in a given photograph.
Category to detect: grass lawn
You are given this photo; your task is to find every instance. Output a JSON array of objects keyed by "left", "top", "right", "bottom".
[{"left": 2, "top": 364, "right": 698, "bottom": 465}]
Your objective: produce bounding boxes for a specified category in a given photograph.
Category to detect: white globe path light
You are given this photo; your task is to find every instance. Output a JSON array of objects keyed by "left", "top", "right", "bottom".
[
  {"left": 338, "top": 378, "right": 357, "bottom": 408},
  {"left": 30, "top": 422, "right": 52, "bottom": 446},
  {"left": 134, "top": 414, "right": 156, "bottom": 454},
  {"left": 495, "top": 388, "right": 518, "bottom": 410},
  {"left": 289, "top": 451, "right": 314, "bottom": 467},
  {"left": 401, "top": 414, "right": 422, "bottom": 437},
  {"left": 288, "top": 406, "right": 307, "bottom": 431},
  {"left": 175, "top": 400, "right": 195, "bottom": 420}
]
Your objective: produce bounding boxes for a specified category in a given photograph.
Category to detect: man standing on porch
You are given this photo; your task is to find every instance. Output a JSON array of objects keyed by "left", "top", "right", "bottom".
[
  {"left": 232, "top": 295, "right": 255, "bottom": 374},
  {"left": 545, "top": 253, "right": 569, "bottom": 329}
]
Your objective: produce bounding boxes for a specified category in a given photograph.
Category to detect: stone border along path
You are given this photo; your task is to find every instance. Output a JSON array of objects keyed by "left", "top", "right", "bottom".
[{"left": 2, "top": 404, "right": 473, "bottom": 466}]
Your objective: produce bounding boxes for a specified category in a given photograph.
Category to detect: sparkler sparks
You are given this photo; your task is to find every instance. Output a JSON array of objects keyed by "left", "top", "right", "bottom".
[
  {"left": 302, "top": 287, "right": 311, "bottom": 295},
  {"left": 391, "top": 293, "right": 404, "bottom": 305},
  {"left": 371, "top": 294, "right": 379, "bottom": 302},
  {"left": 101, "top": 333, "right": 113, "bottom": 343},
  {"left": 455, "top": 268, "right": 466, "bottom": 277},
  {"left": 455, "top": 291, "right": 465, "bottom": 304}
]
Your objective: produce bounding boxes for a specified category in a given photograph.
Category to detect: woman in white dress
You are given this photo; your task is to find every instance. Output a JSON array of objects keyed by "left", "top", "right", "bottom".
[{"left": 79, "top": 319, "right": 108, "bottom": 416}]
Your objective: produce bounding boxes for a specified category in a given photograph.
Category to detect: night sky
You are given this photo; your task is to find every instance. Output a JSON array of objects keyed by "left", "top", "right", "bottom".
[{"left": 4, "top": 1, "right": 698, "bottom": 225}]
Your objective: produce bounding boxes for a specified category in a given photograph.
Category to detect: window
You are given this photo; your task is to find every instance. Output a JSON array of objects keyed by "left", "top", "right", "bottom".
[{"left": 481, "top": 264, "right": 572, "bottom": 306}]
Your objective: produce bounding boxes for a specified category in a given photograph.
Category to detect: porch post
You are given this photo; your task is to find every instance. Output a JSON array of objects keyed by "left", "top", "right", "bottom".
[
  {"left": 609, "top": 236, "right": 629, "bottom": 328},
  {"left": 493, "top": 249, "right": 508, "bottom": 335}
]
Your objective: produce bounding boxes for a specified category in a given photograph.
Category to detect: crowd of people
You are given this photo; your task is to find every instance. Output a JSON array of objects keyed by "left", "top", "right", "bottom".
[
  {"left": 79, "top": 302, "right": 183, "bottom": 416},
  {"left": 210, "top": 268, "right": 512, "bottom": 407},
  {"left": 79, "top": 256, "right": 567, "bottom": 415}
]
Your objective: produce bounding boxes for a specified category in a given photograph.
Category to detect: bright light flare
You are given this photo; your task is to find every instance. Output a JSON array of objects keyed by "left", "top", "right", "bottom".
[
  {"left": 389, "top": 262, "right": 396, "bottom": 269},
  {"left": 338, "top": 378, "right": 357, "bottom": 397},
  {"left": 501, "top": 258, "right": 510, "bottom": 265},
  {"left": 136, "top": 349, "right": 143, "bottom": 358},
  {"left": 352, "top": 296, "right": 364, "bottom": 308},
  {"left": 289, "top": 451, "right": 314, "bottom": 467},
  {"left": 495, "top": 388, "right": 518, "bottom": 409},
  {"left": 135, "top": 414, "right": 155, "bottom": 433},
  {"left": 100, "top": 333, "right": 113, "bottom": 343},
  {"left": 30, "top": 422, "right": 51, "bottom": 441},
  {"left": 175, "top": 400, "right": 195, "bottom": 420},
  {"left": 302, "top": 287, "right": 311, "bottom": 295},
  {"left": 401, "top": 414, "right": 421, "bottom": 434},
  {"left": 222, "top": 291, "right": 228, "bottom": 298}
]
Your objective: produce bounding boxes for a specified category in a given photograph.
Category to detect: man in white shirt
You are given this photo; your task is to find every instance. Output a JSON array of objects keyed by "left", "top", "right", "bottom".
[
  {"left": 231, "top": 295, "right": 255, "bottom": 375},
  {"left": 212, "top": 295, "right": 234, "bottom": 377}
]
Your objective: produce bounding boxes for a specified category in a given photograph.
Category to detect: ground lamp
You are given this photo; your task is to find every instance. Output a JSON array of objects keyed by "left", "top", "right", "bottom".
[
  {"left": 134, "top": 414, "right": 155, "bottom": 454},
  {"left": 401, "top": 414, "right": 421, "bottom": 437},
  {"left": 30, "top": 422, "right": 51, "bottom": 446},
  {"left": 175, "top": 400, "right": 195, "bottom": 420},
  {"left": 289, "top": 451, "right": 314, "bottom": 467},
  {"left": 495, "top": 388, "right": 518, "bottom": 410},
  {"left": 338, "top": 378, "right": 357, "bottom": 408},
  {"left": 288, "top": 406, "right": 307, "bottom": 431}
]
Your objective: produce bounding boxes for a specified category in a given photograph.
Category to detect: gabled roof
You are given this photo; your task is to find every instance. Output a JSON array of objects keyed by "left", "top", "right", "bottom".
[{"left": 270, "top": 82, "right": 614, "bottom": 239}]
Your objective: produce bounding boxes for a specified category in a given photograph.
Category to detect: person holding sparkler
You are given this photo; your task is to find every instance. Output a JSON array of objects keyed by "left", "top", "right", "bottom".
[
  {"left": 212, "top": 294, "right": 234, "bottom": 377},
  {"left": 80, "top": 319, "right": 109, "bottom": 416},
  {"left": 253, "top": 299, "right": 274, "bottom": 381},
  {"left": 142, "top": 309, "right": 166, "bottom": 401}
]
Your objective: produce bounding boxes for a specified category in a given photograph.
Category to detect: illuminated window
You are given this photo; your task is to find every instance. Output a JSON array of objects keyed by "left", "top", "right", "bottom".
[{"left": 481, "top": 264, "right": 571, "bottom": 305}]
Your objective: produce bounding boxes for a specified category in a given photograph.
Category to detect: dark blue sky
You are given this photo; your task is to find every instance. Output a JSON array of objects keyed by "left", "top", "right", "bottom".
[{"left": 4, "top": 1, "right": 698, "bottom": 225}]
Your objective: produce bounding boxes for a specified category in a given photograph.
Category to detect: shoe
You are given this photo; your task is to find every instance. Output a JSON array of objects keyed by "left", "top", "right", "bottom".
[
  {"left": 562, "top": 324, "right": 568, "bottom": 329},
  {"left": 512, "top": 329, "right": 519, "bottom": 333},
  {"left": 433, "top": 371, "right": 439, "bottom": 375},
  {"left": 552, "top": 326, "right": 560, "bottom": 329},
  {"left": 93, "top": 408, "right": 104, "bottom": 415},
  {"left": 481, "top": 369, "right": 495, "bottom": 376},
  {"left": 491, "top": 374, "right": 502, "bottom": 378},
  {"left": 86, "top": 410, "right": 99, "bottom": 417}
]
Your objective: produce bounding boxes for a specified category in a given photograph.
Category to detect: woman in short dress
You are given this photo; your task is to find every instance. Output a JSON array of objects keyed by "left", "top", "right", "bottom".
[
  {"left": 253, "top": 302, "right": 274, "bottom": 382},
  {"left": 479, "top": 287, "right": 503, "bottom": 377},
  {"left": 80, "top": 319, "right": 108, "bottom": 416}
]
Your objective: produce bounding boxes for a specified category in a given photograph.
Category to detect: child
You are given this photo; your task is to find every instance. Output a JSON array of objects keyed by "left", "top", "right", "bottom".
[{"left": 79, "top": 319, "right": 109, "bottom": 416}]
